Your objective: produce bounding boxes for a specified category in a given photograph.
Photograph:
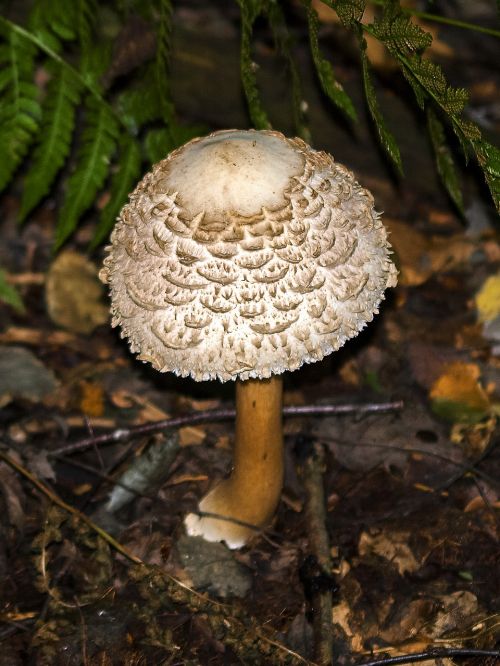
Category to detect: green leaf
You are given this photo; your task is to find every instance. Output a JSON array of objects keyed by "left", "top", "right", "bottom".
[
  {"left": 405, "top": 55, "right": 468, "bottom": 116},
  {"left": 307, "top": 3, "right": 357, "bottom": 121},
  {"left": 29, "top": 0, "right": 78, "bottom": 52},
  {"left": 474, "top": 139, "right": 500, "bottom": 215},
  {"left": 360, "top": 40, "right": 403, "bottom": 175},
  {"left": 91, "top": 134, "right": 141, "bottom": 247},
  {"left": 0, "top": 268, "right": 25, "bottom": 313},
  {"left": 371, "top": 8, "right": 432, "bottom": 55},
  {"left": 0, "top": 30, "right": 41, "bottom": 191},
  {"left": 117, "top": 65, "right": 163, "bottom": 133},
  {"left": 56, "top": 96, "right": 119, "bottom": 248},
  {"left": 267, "top": 1, "right": 309, "bottom": 140},
  {"left": 321, "top": 0, "right": 366, "bottom": 27},
  {"left": 155, "top": 0, "right": 175, "bottom": 125},
  {"left": 426, "top": 108, "right": 464, "bottom": 213},
  {"left": 236, "top": 0, "right": 271, "bottom": 130},
  {"left": 19, "top": 65, "right": 82, "bottom": 221},
  {"left": 77, "top": 0, "right": 98, "bottom": 82}
]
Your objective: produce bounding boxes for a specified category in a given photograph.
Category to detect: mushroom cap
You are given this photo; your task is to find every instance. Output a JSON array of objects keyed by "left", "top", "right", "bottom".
[{"left": 100, "top": 129, "right": 397, "bottom": 382}]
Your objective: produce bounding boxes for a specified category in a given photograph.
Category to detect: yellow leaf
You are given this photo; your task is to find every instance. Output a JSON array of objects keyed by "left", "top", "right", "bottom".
[
  {"left": 80, "top": 380, "right": 105, "bottom": 417},
  {"left": 475, "top": 273, "right": 500, "bottom": 323},
  {"left": 430, "top": 362, "right": 490, "bottom": 423}
]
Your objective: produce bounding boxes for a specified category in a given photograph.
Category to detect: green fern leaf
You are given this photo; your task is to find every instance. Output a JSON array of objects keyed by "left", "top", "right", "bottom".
[
  {"left": 0, "top": 29, "right": 41, "bottom": 191},
  {"left": 267, "top": 1, "right": 309, "bottom": 140},
  {"left": 144, "top": 127, "right": 173, "bottom": 164},
  {"left": 0, "top": 268, "right": 25, "bottom": 313},
  {"left": 426, "top": 108, "right": 463, "bottom": 213},
  {"left": 236, "top": 0, "right": 271, "bottom": 130},
  {"left": 19, "top": 65, "right": 82, "bottom": 221},
  {"left": 77, "top": 0, "right": 98, "bottom": 82},
  {"left": 117, "top": 65, "right": 163, "bottom": 133},
  {"left": 29, "top": 0, "right": 78, "bottom": 52},
  {"left": 372, "top": 6, "right": 432, "bottom": 54},
  {"left": 474, "top": 139, "right": 500, "bottom": 214},
  {"left": 155, "top": 0, "right": 175, "bottom": 125},
  {"left": 405, "top": 56, "right": 468, "bottom": 116},
  {"left": 399, "top": 66, "right": 427, "bottom": 109},
  {"left": 322, "top": 0, "right": 366, "bottom": 27},
  {"left": 91, "top": 134, "right": 141, "bottom": 247},
  {"left": 307, "top": 3, "right": 357, "bottom": 121},
  {"left": 360, "top": 41, "right": 402, "bottom": 175},
  {"left": 56, "top": 96, "right": 119, "bottom": 248}
]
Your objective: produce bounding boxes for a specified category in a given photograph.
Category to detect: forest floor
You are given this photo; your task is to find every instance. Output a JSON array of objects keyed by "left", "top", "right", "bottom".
[{"left": 0, "top": 2, "right": 499, "bottom": 665}]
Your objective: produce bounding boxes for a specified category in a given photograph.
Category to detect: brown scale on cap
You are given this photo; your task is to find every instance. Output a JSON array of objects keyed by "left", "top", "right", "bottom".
[{"left": 101, "top": 129, "right": 397, "bottom": 548}]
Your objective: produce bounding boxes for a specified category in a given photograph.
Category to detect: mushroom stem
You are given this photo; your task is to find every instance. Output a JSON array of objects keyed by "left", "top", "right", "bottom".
[{"left": 185, "top": 376, "right": 284, "bottom": 548}]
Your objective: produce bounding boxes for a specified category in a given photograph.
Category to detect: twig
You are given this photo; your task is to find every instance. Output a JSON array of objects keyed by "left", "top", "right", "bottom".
[
  {"left": 49, "top": 400, "right": 404, "bottom": 457},
  {"left": 301, "top": 436, "right": 335, "bottom": 666},
  {"left": 354, "top": 647, "right": 500, "bottom": 665}
]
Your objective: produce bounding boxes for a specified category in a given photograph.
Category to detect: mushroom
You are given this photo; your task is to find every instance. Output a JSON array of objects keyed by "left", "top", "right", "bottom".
[{"left": 100, "top": 129, "right": 397, "bottom": 548}]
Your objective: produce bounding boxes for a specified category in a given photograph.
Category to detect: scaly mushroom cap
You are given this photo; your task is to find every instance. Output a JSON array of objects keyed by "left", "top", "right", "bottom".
[{"left": 100, "top": 129, "right": 397, "bottom": 381}]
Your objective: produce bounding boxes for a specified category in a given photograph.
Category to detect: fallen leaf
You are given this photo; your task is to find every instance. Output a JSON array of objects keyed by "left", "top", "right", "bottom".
[
  {"left": 46, "top": 250, "right": 109, "bottom": 334},
  {"left": 428, "top": 591, "right": 479, "bottom": 638},
  {"left": 0, "top": 346, "right": 58, "bottom": 407},
  {"left": 179, "top": 426, "right": 206, "bottom": 446},
  {"left": 358, "top": 530, "right": 421, "bottom": 575},
  {"left": 430, "top": 362, "right": 490, "bottom": 423},
  {"left": 475, "top": 272, "right": 500, "bottom": 323},
  {"left": 0, "top": 462, "right": 26, "bottom": 528},
  {"left": 385, "top": 219, "right": 473, "bottom": 287},
  {"left": 166, "top": 474, "right": 208, "bottom": 486},
  {"left": 463, "top": 496, "right": 500, "bottom": 512},
  {"left": 79, "top": 380, "right": 105, "bottom": 417},
  {"left": 450, "top": 417, "right": 497, "bottom": 457}
]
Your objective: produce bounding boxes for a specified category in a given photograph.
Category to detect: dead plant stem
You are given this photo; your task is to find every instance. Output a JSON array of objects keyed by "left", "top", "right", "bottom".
[{"left": 302, "top": 439, "right": 335, "bottom": 666}]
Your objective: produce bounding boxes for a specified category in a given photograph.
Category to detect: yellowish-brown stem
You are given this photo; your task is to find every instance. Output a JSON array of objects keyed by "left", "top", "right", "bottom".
[{"left": 184, "top": 376, "right": 284, "bottom": 548}]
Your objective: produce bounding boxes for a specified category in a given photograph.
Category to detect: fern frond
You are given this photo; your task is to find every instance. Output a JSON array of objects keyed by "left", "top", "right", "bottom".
[
  {"left": 118, "top": 64, "right": 163, "bottom": 133},
  {"left": 236, "top": 0, "right": 271, "bottom": 130},
  {"left": 91, "top": 134, "right": 141, "bottom": 248},
  {"left": 0, "top": 28, "right": 41, "bottom": 190},
  {"left": 19, "top": 65, "right": 82, "bottom": 221},
  {"left": 56, "top": 96, "right": 119, "bottom": 248},
  {"left": 426, "top": 108, "right": 463, "bottom": 212},
  {"left": 360, "top": 39, "right": 402, "bottom": 174},
  {"left": 77, "top": 0, "right": 98, "bottom": 82},
  {"left": 29, "top": 0, "right": 77, "bottom": 52},
  {"left": 266, "top": 1, "right": 309, "bottom": 140},
  {"left": 144, "top": 127, "right": 172, "bottom": 165},
  {"left": 306, "top": 2, "right": 357, "bottom": 121},
  {"left": 322, "top": 0, "right": 366, "bottom": 28},
  {"left": 0, "top": 267, "right": 25, "bottom": 313},
  {"left": 405, "top": 56, "right": 468, "bottom": 117},
  {"left": 155, "top": 0, "right": 175, "bottom": 125},
  {"left": 474, "top": 139, "right": 500, "bottom": 214},
  {"left": 372, "top": 7, "right": 432, "bottom": 54}
]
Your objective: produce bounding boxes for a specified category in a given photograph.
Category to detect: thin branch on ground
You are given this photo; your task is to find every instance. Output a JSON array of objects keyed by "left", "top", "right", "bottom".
[
  {"left": 300, "top": 436, "right": 335, "bottom": 666},
  {"left": 354, "top": 647, "right": 500, "bottom": 665},
  {"left": 49, "top": 400, "right": 404, "bottom": 457}
]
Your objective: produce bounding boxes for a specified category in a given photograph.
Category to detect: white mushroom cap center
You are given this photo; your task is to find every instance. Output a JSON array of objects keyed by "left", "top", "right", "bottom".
[{"left": 162, "top": 130, "right": 305, "bottom": 220}]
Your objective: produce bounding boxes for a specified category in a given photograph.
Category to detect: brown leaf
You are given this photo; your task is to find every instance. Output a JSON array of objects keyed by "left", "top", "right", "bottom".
[
  {"left": 46, "top": 250, "right": 109, "bottom": 334},
  {"left": 358, "top": 530, "right": 421, "bottom": 575}
]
